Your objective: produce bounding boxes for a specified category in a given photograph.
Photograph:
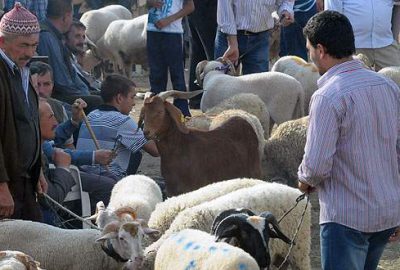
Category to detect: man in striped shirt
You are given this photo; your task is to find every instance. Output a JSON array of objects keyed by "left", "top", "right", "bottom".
[
  {"left": 215, "top": 0, "right": 294, "bottom": 74},
  {"left": 298, "top": 11, "right": 400, "bottom": 269}
]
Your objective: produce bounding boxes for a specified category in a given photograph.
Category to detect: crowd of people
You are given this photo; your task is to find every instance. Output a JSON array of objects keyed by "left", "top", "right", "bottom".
[{"left": 0, "top": 0, "right": 399, "bottom": 269}]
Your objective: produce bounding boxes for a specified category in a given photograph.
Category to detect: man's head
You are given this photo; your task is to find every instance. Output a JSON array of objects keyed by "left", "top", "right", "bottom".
[
  {"left": 30, "top": 61, "right": 54, "bottom": 98},
  {"left": 303, "top": 10, "right": 355, "bottom": 75},
  {"left": 101, "top": 74, "right": 136, "bottom": 115},
  {"left": 47, "top": 0, "right": 73, "bottom": 34},
  {"left": 66, "top": 20, "right": 86, "bottom": 55},
  {"left": 39, "top": 98, "right": 58, "bottom": 141},
  {"left": 0, "top": 3, "right": 40, "bottom": 68}
]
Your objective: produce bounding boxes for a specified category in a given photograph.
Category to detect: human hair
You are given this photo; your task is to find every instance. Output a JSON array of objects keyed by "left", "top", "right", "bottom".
[
  {"left": 100, "top": 74, "right": 136, "bottom": 103},
  {"left": 70, "top": 19, "right": 86, "bottom": 30},
  {"left": 303, "top": 10, "right": 355, "bottom": 59},
  {"left": 47, "top": 0, "right": 73, "bottom": 19},
  {"left": 30, "top": 61, "right": 53, "bottom": 79}
]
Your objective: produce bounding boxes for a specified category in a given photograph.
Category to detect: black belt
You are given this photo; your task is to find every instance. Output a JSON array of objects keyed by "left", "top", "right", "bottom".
[{"left": 237, "top": 30, "right": 268, "bottom": 36}]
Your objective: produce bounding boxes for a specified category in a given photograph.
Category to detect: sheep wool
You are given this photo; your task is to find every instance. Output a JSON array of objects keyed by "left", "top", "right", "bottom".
[
  {"left": 154, "top": 229, "right": 259, "bottom": 270},
  {"left": 378, "top": 66, "right": 400, "bottom": 87},
  {"left": 148, "top": 178, "right": 265, "bottom": 236},
  {"left": 145, "top": 182, "right": 311, "bottom": 270},
  {"left": 0, "top": 220, "right": 123, "bottom": 270}
]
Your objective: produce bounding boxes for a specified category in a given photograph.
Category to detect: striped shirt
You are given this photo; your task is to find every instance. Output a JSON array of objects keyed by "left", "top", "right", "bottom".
[
  {"left": 217, "top": 0, "right": 294, "bottom": 35},
  {"left": 298, "top": 60, "right": 400, "bottom": 232},
  {"left": 76, "top": 106, "right": 148, "bottom": 179}
]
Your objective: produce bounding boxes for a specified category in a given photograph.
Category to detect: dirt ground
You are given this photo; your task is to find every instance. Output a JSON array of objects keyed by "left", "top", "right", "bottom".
[{"left": 130, "top": 72, "right": 400, "bottom": 270}]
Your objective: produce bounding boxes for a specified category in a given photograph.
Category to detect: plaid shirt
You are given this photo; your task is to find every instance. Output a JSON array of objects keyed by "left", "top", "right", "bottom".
[{"left": 5, "top": 0, "right": 47, "bottom": 21}]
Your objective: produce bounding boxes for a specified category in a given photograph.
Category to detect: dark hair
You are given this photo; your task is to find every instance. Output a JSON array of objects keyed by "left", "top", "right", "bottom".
[
  {"left": 30, "top": 61, "right": 53, "bottom": 79},
  {"left": 101, "top": 74, "right": 136, "bottom": 103},
  {"left": 303, "top": 10, "right": 355, "bottom": 59},
  {"left": 47, "top": 0, "right": 73, "bottom": 19},
  {"left": 70, "top": 19, "right": 86, "bottom": 30}
]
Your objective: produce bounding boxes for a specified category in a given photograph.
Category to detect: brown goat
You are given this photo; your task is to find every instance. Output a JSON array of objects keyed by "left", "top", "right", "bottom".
[{"left": 138, "top": 91, "right": 263, "bottom": 196}]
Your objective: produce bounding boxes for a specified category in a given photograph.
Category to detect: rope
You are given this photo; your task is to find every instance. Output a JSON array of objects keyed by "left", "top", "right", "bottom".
[
  {"left": 276, "top": 193, "right": 310, "bottom": 270},
  {"left": 42, "top": 193, "right": 100, "bottom": 230}
]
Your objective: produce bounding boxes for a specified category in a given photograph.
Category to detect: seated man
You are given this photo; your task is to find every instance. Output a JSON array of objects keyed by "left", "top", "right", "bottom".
[
  {"left": 77, "top": 74, "right": 159, "bottom": 180},
  {"left": 37, "top": 0, "right": 102, "bottom": 112}
]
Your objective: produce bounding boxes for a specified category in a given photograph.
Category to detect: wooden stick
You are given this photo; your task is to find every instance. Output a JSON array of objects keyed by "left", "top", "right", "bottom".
[{"left": 81, "top": 110, "right": 101, "bottom": 150}]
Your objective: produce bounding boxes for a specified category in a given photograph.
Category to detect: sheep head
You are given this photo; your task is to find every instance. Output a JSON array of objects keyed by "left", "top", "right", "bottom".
[
  {"left": 0, "top": 250, "right": 43, "bottom": 270},
  {"left": 138, "top": 90, "right": 203, "bottom": 140},
  {"left": 195, "top": 58, "right": 237, "bottom": 88}
]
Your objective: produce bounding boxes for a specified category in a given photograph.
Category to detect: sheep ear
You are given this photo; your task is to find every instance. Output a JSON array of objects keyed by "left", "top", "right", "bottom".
[
  {"left": 195, "top": 60, "right": 208, "bottom": 88},
  {"left": 261, "top": 212, "right": 292, "bottom": 245},
  {"left": 96, "top": 232, "right": 118, "bottom": 242},
  {"left": 86, "top": 201, "right": 106, "bottom": 221},
  {"left": 143, "top": 227, "right": 161, "bottom": 239},
  {"left": 164, "top": 101, "right": 189, "bottom": 134}
]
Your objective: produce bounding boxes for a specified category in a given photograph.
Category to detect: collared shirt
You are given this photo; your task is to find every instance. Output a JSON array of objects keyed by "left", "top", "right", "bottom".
[
  {"left": 76, "top": 105, "right": 148, "bottom": 179},
  {"left": 325, "top": 0, "right": 394, "bottom": 48},
  {"left": 5, "top": 0, "right": 47, "bottom": 21},
  {"left": 0, "top": 48, "right": 30, "bottom": 105},
  {"left": 217, "top": 0, "right": 294, "bottom": 35},
  {"left": 298, "top": 60, "right": 400, "bottom": 232}
]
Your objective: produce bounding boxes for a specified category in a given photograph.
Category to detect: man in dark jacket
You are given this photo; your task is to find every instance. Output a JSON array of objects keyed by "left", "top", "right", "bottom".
[{"left": 0, "top": 3, "right": 47, "bottom": 221}]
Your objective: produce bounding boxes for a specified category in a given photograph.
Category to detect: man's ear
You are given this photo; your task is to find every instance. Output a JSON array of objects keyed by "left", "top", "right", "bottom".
[{"left": 316, "top": 44, "right": 326, "bottom": 59}]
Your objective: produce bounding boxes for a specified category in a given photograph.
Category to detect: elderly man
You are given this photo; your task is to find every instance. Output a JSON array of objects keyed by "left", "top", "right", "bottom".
[{"left": 0, "top": 3, "right": 47, "bottom": 221}]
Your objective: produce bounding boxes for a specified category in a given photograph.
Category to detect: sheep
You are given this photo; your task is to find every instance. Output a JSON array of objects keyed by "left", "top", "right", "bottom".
[
  {"left": 264, "top": 116, "right": 309, "bottom": 187},
  {"left": 0, "top": 250, "right": 43, "bottom": 270},
  {"left": 0, "top": 219, "right": 158, "bottom": 270},
  {"left": 99, "top": 14, "right": 148, "bottom": 77},
  {"left": 138, "top": 90, "right": 264, "bottom": 196},
  {"left": 154, "top": 229, "right": 260, "bottom": 270},
  {"left": 271, "top": 56, "right": 320, "bottom": 114},
  {"left": 378, "top": 66, "right": 400, "bottom": 87},
  {"left": 196, "top": 59, "right": 305, "bottom": 129},
  {"left": 92, "top": 175, "right": 163, "bottom": 229},
  {"left": 186, "top": 93, "right": 271, "bottom": 138},
  {"left": 211, "top": 209, "right": 292, "bottom": 269},
  {"left": 142, "top": 182, "right": 311, "bottom": 270},
  {"left": 148, "top": 178, "right": 266, "bottom": 236}
]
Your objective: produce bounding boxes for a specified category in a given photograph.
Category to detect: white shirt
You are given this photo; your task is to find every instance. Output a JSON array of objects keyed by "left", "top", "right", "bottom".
[
  {"left": 325, "top": 0, "right": 395, "bottom": 49},
  {"left": 147, "top": 0, "right": 184, "bottom": 33}
]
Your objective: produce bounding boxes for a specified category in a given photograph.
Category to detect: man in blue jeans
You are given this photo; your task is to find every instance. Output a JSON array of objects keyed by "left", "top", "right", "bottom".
[
  {"left": 146, "top": 0, "right": 194, "bottom": 117},
  {"left": 214, "top": 0, "right": 294, "bottom": 74},
  {"left": 298, "top": 11, "right": 400, "bottom": 270}
]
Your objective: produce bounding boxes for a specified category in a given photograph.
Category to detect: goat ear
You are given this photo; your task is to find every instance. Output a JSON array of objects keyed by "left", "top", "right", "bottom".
[
  {"left": 261, "top": 212, "right": 292, "bottom": 245},
  {"left": 164, "top": 101, "right": 189, "bottom": 134},
  {"left": 195, "top": 60, "right": 208, "bottom": 88},
  {"left": 96, "top": 231, "right": 118, "bottom": 242},
  {"left": 137, "top": 107, "right": 145, "bottom": 132}
]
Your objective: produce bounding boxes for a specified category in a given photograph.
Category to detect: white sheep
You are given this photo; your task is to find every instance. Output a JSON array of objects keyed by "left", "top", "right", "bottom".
[
  {"left": 196, "top": 60, "right": 305, "bottom": 129},
  {"left": 143, "top": 182, "right": 311, "bottom": 270},
  {"left": 0, "top": 250, "right": 43, "bottom": 270},
  {"left": 186, "top": 93, "right": 271, "bottom": 138},
  {"left": 100, "top": 14, "right": 148, "bottom": 77},
  {"left": 154, "top": 229, "right": 259, "bottom": 270},
  {"left": 148, "top": 178, "right": 265, "bottom": 236},
  {"left": 0, "top": 219, "right": 153, "bottom": 270},
  {"left": 271, "top": 56, "right": 320, "bottom": 114},
  {"left": 378, "top": 66, "right": 400, "bottom": 87},
  {"left": 264, "top": 116, "right": 309, "bottom": 188},
  {"left": 95, "top": 175, "right": 163, "bottom": 229}
]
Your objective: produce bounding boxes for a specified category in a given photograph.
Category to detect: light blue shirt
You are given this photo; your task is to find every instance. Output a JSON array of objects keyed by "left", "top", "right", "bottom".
[
  {"left": 325, "top": 0, "right": 395, "bottom": 48},
  {"left": 147, "top": 0, "right": 185, "bottom": 33}
]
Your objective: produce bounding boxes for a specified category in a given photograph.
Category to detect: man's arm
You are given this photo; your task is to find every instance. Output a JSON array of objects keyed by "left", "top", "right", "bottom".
[
  {"left": 0, "top": 141, "right": 14, "bottom": 218},
  {"left": 143, "top": 140, "right": 159, "bottom": 157},
  {"left": 154, "top": 0, "right": 195, "bottom": 29}
]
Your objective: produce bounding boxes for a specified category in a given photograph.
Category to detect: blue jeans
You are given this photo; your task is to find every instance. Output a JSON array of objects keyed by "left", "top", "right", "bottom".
[
  {"left": 280, "top": 5, "right": 317, "bottom": 61},
  {"left": 320, "top": 223, "right": 396, "bottom": 270},
  {"left": 214, "top": 30, "right": 270, "bottom": 74},
  {"left": 147, "top": 31, "right": 191, "bottom": 117}
]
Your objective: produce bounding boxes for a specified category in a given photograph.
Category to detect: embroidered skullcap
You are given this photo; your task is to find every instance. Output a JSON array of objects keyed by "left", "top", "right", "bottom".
[{"left": 0, "top": 2, "right": 40, "bottom": 35}]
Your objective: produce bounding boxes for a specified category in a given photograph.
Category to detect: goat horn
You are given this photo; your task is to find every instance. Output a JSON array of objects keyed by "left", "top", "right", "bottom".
[{"left": 157, "top": 90, "right": 204, "bottom": 101}]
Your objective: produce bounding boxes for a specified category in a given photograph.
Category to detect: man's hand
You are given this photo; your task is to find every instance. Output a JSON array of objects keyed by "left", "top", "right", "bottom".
[
  {"left": 71, "top": 98, "right": 87, "bottom": 125},
  {"left": 316, "top": 0, "right": 324, "bottom": 12},
  {"left": 389, "top": 227, "right": 400, "bottom": 242},
  {"left": 281, "top": 10, "right": 295, "bottom": 27},
  {"left": 222, "top": 35, "right": 239, "bottom": 64},
  {"left": 95, "top": 150, "right": 116, "bottom": 165},
  {"left": 36, "top": 169, "right": 48, "bottom": 194},
  {"left": 155, "top": 17, "right": 172, "bottom": 29},
  {"left": 0, "top": 182, "right": 14, "bottom": 218},
  {"left": 53, "top": 148, "right": 72, "bottom": 168},
  {"left": 298, "top": 180, "right": 316, "bottom": 194}
]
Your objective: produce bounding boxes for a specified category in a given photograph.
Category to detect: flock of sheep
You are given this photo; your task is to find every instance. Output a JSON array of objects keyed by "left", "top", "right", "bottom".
[{"left": 2, "top": 3, "right": 400, "bottom": 270}]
